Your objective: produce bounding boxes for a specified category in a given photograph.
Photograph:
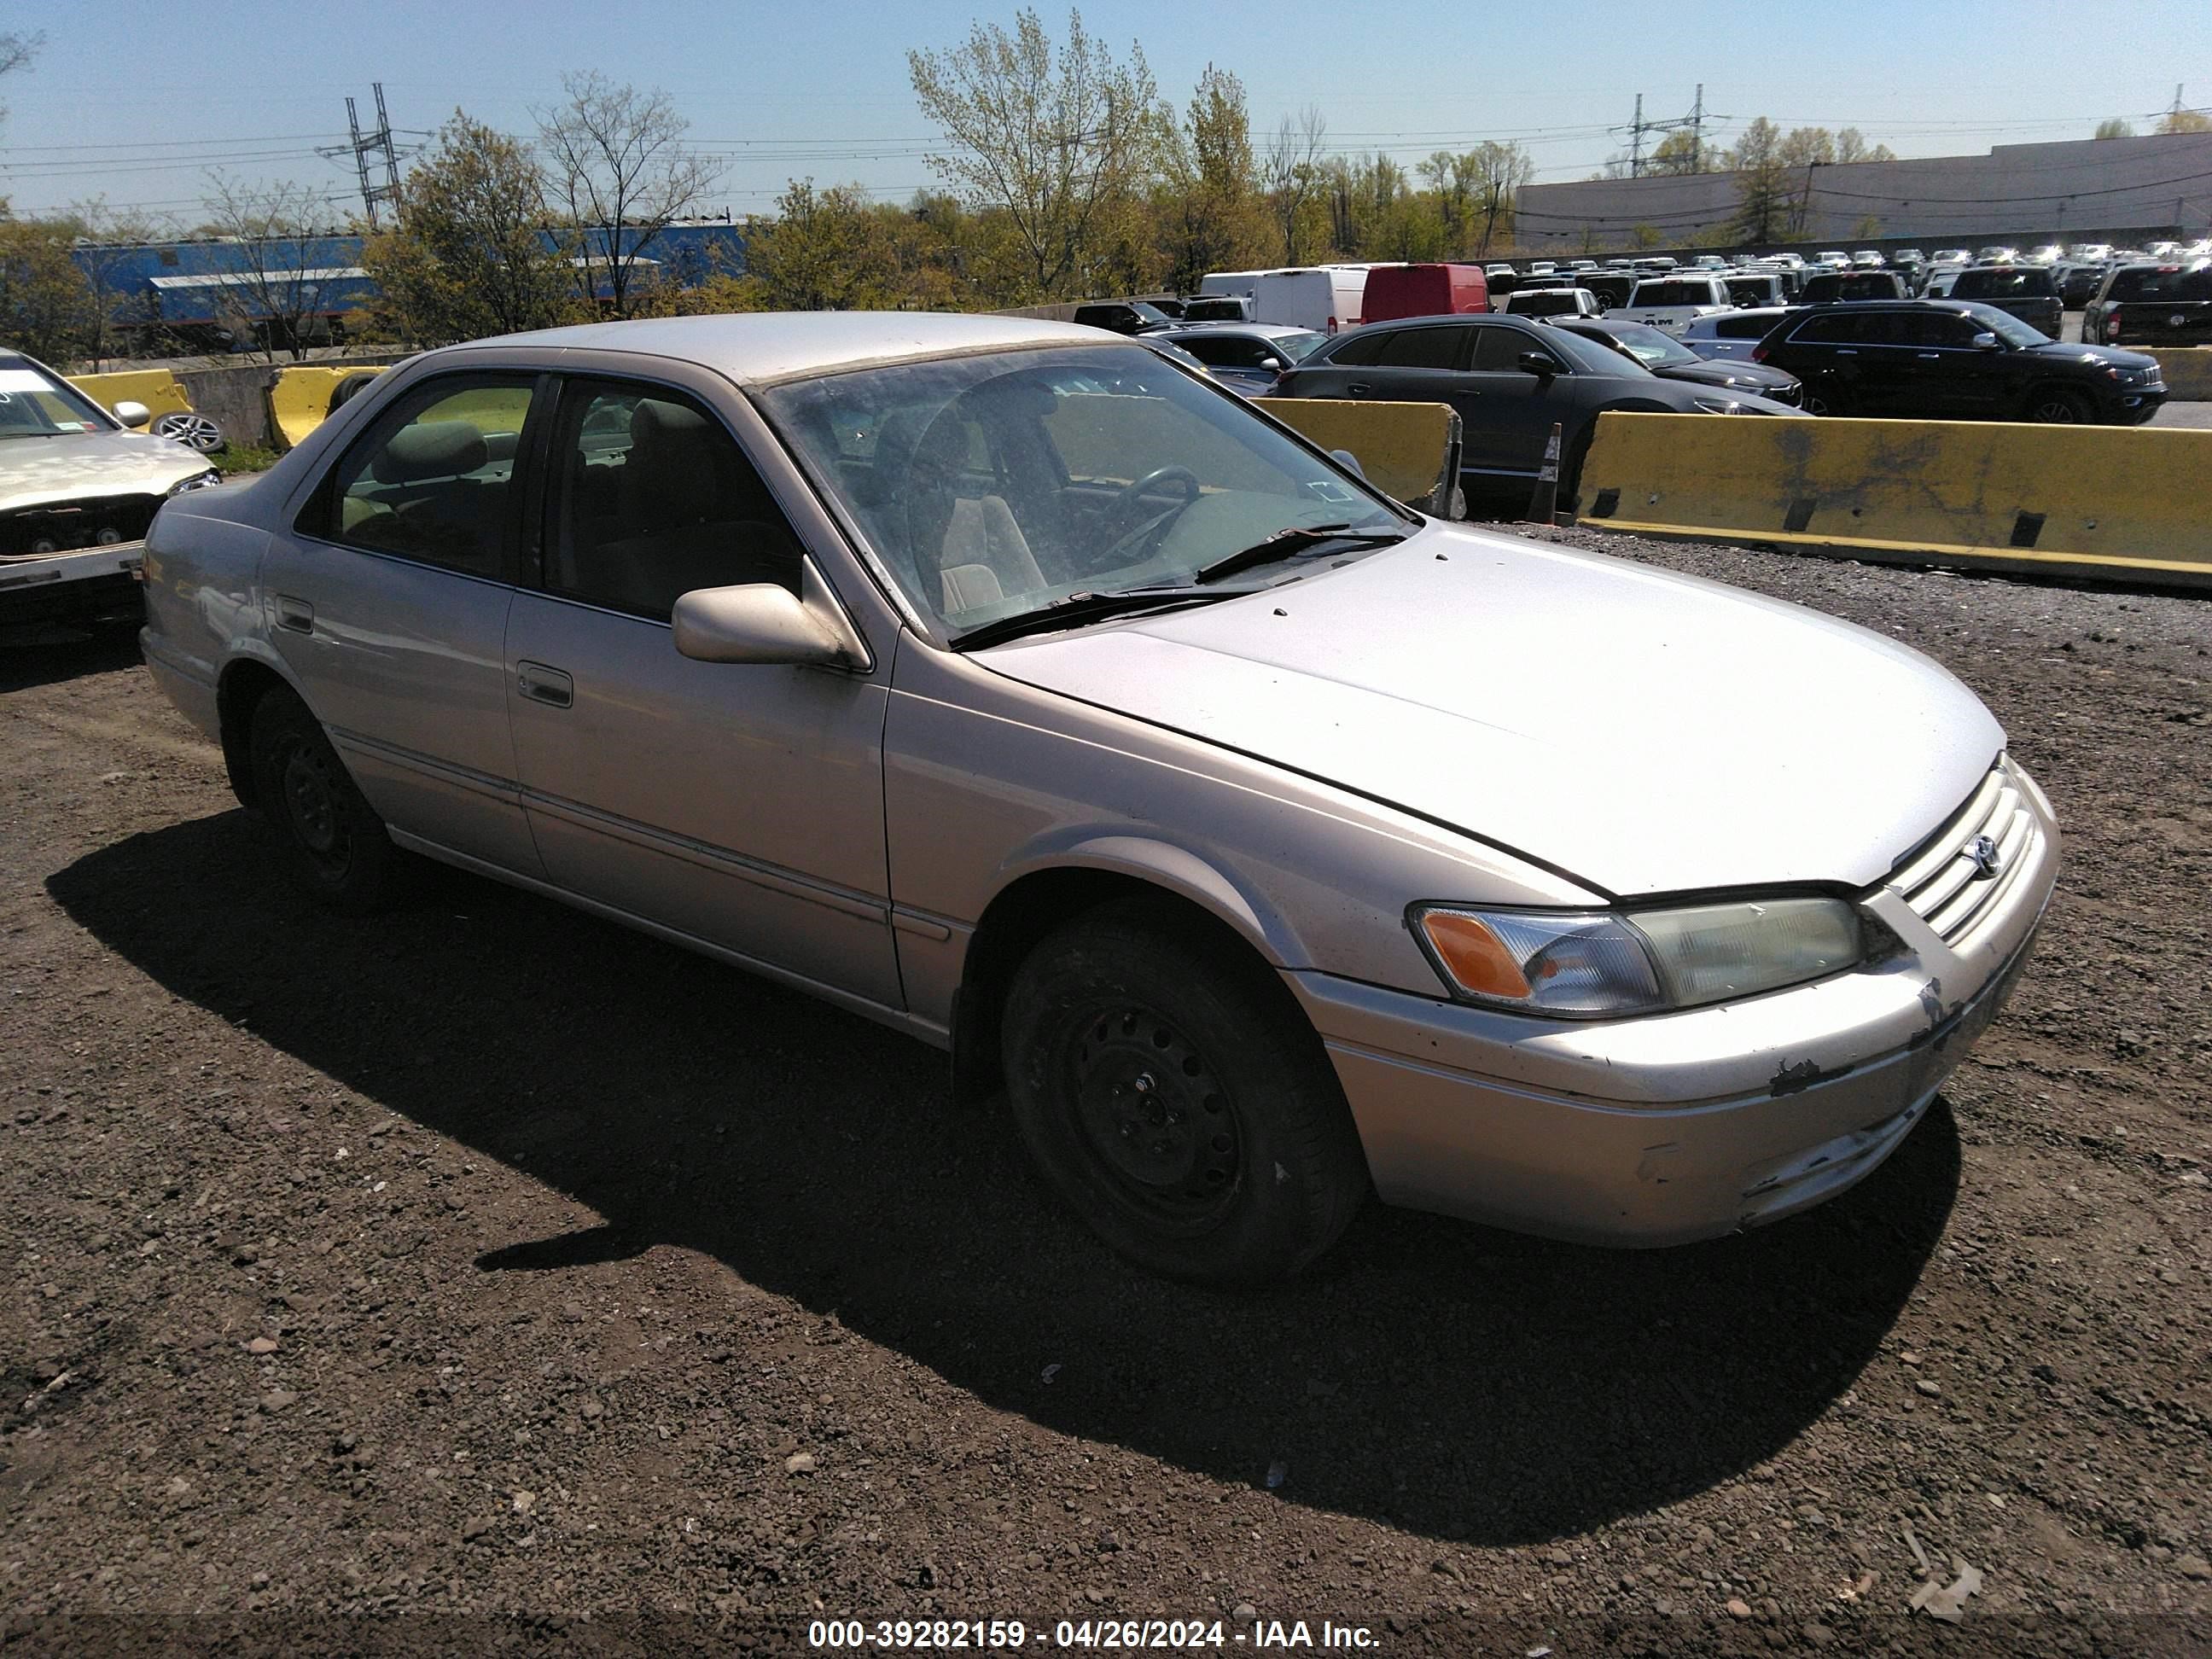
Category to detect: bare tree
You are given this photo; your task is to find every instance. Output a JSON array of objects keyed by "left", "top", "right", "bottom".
[
  {"left": 1261, "top": 105, "right": 1327, "bottom": 265},
  {"left": 67, "top": 199, "right": 173, "bottom": 369},
  {"left": 199, "top": 177, "right": 351, "bottom": 361},
  {"left": 908, "top": 9, "right": 1167, "bottom": 301},
  {"left": 535, "top": 72, "right": 723, "bottom": 319}
]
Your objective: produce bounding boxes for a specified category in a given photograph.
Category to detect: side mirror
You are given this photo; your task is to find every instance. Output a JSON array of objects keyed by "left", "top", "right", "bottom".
[
  {"left": 1971, "top": 332, "right": 2000, "bottom": 351},
  {"left": 113, "top": 400, "right": 152, "bottom": 428},
  {"left": 1517, "top": 352, "right": 1558, "bottom": 378},
  {"left": 672, "top": 556, "right": 869, "bottom": 668},
  {"left": 1330, "top": 447, "right": 1366, "bottom": 479}
]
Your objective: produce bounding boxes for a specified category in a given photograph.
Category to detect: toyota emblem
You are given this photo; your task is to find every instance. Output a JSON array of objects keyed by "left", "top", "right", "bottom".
[{"left": 1967, "top": 834, "right": 2004, "bottom": 880}]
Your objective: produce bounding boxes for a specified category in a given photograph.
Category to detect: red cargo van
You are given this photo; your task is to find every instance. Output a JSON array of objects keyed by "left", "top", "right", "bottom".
[{"left": 1359, "top": 262, "right": 1490, "bottom": 323}]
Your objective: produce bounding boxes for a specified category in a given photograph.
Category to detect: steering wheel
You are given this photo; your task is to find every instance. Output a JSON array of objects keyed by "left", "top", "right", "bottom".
[{"left": 1109, "top": 466, "right": 1201, "bottom": 525}]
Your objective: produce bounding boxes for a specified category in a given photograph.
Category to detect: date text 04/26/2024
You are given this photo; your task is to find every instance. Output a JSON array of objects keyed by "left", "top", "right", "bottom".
[{"left": 806, "top": 1619, "right": 1380, "bottom": 1649}]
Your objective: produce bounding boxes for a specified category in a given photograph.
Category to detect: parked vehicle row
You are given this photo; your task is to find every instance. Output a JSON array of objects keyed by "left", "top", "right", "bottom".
[{"left": 137, "top": 310, "right": 2059, "bottom": 1284}]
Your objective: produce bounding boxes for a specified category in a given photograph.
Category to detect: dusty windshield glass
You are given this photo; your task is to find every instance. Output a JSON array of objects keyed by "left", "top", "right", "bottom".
[{"left": 763, "top": 345, "right": 1400, "bottom": 638}]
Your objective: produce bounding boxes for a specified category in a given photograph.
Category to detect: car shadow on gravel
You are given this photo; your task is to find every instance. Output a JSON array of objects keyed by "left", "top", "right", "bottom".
[
  {"left": 49, "top": 813, "right": 1959, "bottom": 1546},
  {"left": 1, "top": 626, "right": 143, "bottom": 693}
]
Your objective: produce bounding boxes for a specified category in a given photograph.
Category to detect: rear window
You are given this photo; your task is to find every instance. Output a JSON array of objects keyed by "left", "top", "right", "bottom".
[
  {"left": 1725, "top": 277, "right": 1778, "bottom": 305},
  {"left": 1630, "top": 281, "right": 1719, "bottom": 308},
  {"left": 1953, "top": 269, "right": 2056, "bottom": 300},
  {"left": 2107, "top": 265, "right": 2212, "bottom": 303}
]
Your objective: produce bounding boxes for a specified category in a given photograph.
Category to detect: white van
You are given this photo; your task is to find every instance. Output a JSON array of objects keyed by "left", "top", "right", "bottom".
[{"left": 1251, "top": 266, "right": 1367, "bottom": 334}]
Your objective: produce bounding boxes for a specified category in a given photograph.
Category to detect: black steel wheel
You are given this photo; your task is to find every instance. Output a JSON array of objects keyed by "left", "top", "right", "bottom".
[
  {"left": 248, "top": 687, "right": 400, "bottom": 912},
  {"left": 1001, "top": 899, "right": 1368, "bottom": 1284}
]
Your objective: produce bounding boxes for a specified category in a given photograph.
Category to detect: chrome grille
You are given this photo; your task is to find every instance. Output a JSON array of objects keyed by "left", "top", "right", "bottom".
[{"left": 1889, "top": 760, "right": 2040, "bottom": 945}]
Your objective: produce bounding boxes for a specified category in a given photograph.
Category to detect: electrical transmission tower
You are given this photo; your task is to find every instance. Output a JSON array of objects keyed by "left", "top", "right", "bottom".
[
  {"left": 327, "top": 84, "right": 403, "bottom": 229},
  {"left": 1618, "top": 84, "right": 1725, "bottom": 177}
]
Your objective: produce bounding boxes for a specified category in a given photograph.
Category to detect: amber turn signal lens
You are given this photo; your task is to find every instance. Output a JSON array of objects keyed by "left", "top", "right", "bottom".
[{"left": 1419, "top": 911, "right": 1533, "bottom": 999}]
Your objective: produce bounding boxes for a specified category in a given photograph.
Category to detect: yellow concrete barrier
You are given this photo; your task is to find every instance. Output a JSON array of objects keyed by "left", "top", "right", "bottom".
[
  {"left": 268, "top": 364, "right": 385, "bottom": 448},
  {"left": 1579, "top": 412, "right": 2212, "bottom": 590},
  {"left": 67, "top": 369, "right": 194, "bottom": 421},
  {"left": 1254, "top": 398, "right": 1462, "bottom": 515},
  {"left": 2144, "top": 348, "right": 2212, "bottom": 400}
]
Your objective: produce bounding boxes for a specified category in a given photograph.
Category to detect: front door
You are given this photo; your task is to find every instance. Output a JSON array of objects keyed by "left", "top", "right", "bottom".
[
  {"left": 263, "top": 371, "right": 545, "bottom": 876},
  {"left": 502, "top": 375, "right": 900, "bottom": 1008}
]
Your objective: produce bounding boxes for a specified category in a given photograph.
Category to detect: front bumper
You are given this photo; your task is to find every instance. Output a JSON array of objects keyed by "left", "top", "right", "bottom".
[
  {"left": 0, "top": 544, "right": 146, "bottom": 627},
  {"left": 1287, "top": 761, "right": 2058, "bottom": 1248}
]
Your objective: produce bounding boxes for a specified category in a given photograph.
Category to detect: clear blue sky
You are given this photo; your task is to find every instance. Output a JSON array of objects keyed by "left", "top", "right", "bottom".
[{"left": 3, "top": 0, "right": 2208, "bottom": 224}]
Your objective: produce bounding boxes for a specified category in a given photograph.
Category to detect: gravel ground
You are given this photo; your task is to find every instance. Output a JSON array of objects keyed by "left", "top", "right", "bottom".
[{"left": 2, "top": 532, "right": 2208, "bottom": 1659}]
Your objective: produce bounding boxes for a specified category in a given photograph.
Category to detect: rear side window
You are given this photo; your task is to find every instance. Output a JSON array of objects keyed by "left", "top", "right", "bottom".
[
  {"left": 1320, "top": 331, "right": 1385, "bottom": 367},
  {"left": 543, "top": 380, "right": 802, "bottom": 620},
  {"left": 322, "top": 375, "right": 535, "bottom": 578},
  {"left": 1790, "top": 313, "right": 1865, "bottom": 344},
  {"left": 1371, "top": 326, "right": 1467, "bottom": 370}
]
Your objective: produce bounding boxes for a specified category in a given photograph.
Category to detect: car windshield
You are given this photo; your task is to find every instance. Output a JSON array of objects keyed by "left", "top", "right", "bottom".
[
  {"left": 1959, "top": 304, "right": 2048, "bottom": 347},
  {"left": 761, "top": 344, "right": 1405, "bottom": 643},
  {"left": 0, "top": 364, "right": 112, "bottom": 439},
  {"left": 1586, "top": 322, "right": 1699, "bottom": 367},
  {"left": 1537, "top": 326, "right": 1652, "bottom": 376}
]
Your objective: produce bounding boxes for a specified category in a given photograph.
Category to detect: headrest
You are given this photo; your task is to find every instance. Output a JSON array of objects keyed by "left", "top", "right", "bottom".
[{"left": 375, "top": 420, "right": 486, "bottom": 483}]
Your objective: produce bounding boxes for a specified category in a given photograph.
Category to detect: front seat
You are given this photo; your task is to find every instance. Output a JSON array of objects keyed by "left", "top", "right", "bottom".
[{"left": 902, "top": 414, "right": 1048, "bottom": 618}]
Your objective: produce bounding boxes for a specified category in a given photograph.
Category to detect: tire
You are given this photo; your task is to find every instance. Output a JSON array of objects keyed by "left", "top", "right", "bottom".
[
  {"left": 151, "top": 410, "right": 224, "bottom": 453},
  {"left": 248, "top": 687, "right": 401, "bottom": 913},
  {"left": 1802, "top": 384, "right": 1851, "bottom": 417},
  {"left": 1000, "top": 899, "right": 1369, "bottom": 1284},
  {"left": 329, "top": 371, "right": 381, "bottom": 412},
  {"left": 2023, "top": 386, "right": 2091, "bottom": 424},
  {"left": 1559, "top": 423, "right": 1597, "bottom": 515}
]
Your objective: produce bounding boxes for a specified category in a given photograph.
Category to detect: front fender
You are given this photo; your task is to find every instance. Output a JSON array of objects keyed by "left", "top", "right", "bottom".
[{"left": 991, "top": 828, "right": 1298, "bottom": 965}]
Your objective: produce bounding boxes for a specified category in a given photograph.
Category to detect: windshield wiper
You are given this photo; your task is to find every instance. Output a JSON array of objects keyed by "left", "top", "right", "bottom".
[
  {"left": 948, "top": 585, "right": 1242, "bottom": 653},
  {"left": 1191, "top": 522, "right": 1406, "bottom": 585}
]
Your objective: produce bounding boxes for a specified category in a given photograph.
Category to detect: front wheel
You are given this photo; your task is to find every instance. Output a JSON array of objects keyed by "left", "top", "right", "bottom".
[
  {"left": 1001, "top": 900, "right": 1369, "bottom": 1284},
  {"left": 1802, "top": 384, "right": 1852, "bottom": 417},
  {"left": 248, "top": 687, "right": 402, "bottom": 913},
  {"left": 2023, "top": 387, "right": 2091, "bottom": 423}
]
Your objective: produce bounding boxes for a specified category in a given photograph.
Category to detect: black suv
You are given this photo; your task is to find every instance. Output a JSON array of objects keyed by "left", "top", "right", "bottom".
[
  {"left": 1947, "top": 265, "right": 2064, "bottom": 337},
  {"left": 2081, "top": 260, "right": 2212, "bottom": 346},
  {"left": 1071, "top": 300, "right": 1174, "bottom": 335},
  {"left": 1274, "top": 314, "right": 1800, "bottom": 502},
  {"left": 1752, "top": 300, "right": 2164, "bottom": 422}
]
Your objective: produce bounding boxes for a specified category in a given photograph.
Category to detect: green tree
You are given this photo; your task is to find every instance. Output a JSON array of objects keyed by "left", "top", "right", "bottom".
[
  {"left": 1158, "top": 65, "right": 1261, "bottom": 291},
  {"left": 2158, "top": 108, "right": 2212, "bottom": 134},
  {"left": 360, "top": 112, "right": 579, "bottom": 346},
  {"left": 2094, "top": 117, "right": 2135, "bottom": 139},
  {"left": 745, "top": 180, "right": 884, "bottom": 311},
  {"left": 908, "top": 8, "right": 1168, "bottom": 300},
  {"left": 1646, "top": 131, "right": 1703, "bottom": 176},
  {"left": 1724, "top": 117, "right": 1790, "bottom": 244},
  {"left": 0, "top": 217, "right": 96, "bottom": 364}
]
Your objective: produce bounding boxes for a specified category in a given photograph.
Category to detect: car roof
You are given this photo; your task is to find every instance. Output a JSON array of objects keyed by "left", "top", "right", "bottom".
[
  {"left": 467, "top": 311, "right": 1109, "bottom": 386},
  {"left": 1161, "top": 322, "right": 1313, "bottom": 340}
]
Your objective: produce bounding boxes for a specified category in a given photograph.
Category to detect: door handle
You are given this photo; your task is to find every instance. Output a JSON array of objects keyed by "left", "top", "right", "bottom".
[
  {"left": 1345, "top": 381, "right": 1373, "bottom": 397},
  {"left": 274, "top": 595, "right": 313, "bottom": 634},
  {"left": 1917, "top": 352, "right": 1941, "bottom": 359},
  {"left": 516, "top": 661, "right": 573, "bottom": 709},
  {"left": 1836, "top": 349, "right": 1859, "bottom": 356}
]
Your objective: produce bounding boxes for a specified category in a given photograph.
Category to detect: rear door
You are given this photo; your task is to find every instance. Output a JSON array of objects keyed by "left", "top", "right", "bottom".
[
  {"left": 501, "top": 370, "right": 899, "bottom": 1006},
  {"left": 263, "top": 370, "right": 546, "bottom": 876}
]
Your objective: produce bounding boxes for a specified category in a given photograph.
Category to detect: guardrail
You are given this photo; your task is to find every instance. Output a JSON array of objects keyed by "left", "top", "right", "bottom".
[
  {"left": 2143, "top": 348, "right": 2212, "bottom": 401},
  {"left": 268, "top": 364, "right": 386, "bottom": 449},
  {"left": 1253, "top": 398, "right": 1462, "bottom": 515},
  {"left": 67, "top": 370, "right": 195, "bottom": 421},
  {"left": 1578, "top": 411, "right": 2212, "bottom": 591}
]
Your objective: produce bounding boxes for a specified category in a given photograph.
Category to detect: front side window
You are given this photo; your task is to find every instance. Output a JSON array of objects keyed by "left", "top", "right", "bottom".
[
  {"left": 542, "top": 381, "right": 801, "bottom": 621},
  {"left": 323, "top": 375, "right": 534, "bottom": 577},
  {"left": 762, "top": 345, "right": 1400, "bottom": 639},
  {"left": 1792, "top": 313, "right": 1864, "bottom": 344},
  {"left": 1959, "top": 304, "right": 2047, "bottom": 346}
]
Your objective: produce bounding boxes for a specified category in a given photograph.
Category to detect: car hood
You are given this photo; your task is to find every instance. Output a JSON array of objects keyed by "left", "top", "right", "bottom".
[
  {"left": 1654, "top": 358, "right": 1798, "bottom": 392},
  {"left": 981, "top": 527, "right": 2001, "bottom": 898},
  {"left": 2024, "top": 341, "right": 2160, "bottom": 372},
  {"left": 0, "top": 428, "right": 209, "bottom": 514}
]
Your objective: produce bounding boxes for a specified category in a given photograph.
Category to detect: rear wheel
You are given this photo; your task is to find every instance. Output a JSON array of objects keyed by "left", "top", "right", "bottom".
[
  {"left": 248, "top": 687, "right": 401, "bottom": 913},
  {"left": 2023, "top": 386, "right": 2091, "bottom": 423},
  {"left": 1000, "top": 899, "right": 1368, "bottom": 1284}
]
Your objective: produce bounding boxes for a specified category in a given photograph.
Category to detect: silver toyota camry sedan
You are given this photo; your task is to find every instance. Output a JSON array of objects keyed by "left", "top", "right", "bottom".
[{"left": 139, "top": 313, "right": 2058, "bottom": 1284}]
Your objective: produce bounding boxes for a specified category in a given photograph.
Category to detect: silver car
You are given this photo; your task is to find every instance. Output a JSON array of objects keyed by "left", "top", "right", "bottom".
[
  {"left": 139, "top": 313, "right": 2058, "bottom": 1284},
  {"left": 2, "top": 350, "right": 220, "bottom": 628}
]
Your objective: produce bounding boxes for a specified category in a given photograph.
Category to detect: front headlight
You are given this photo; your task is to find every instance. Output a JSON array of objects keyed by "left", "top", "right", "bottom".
[
  {"left": 166, "top": 470, "right": 221, "bottom": 497},
  {"left": 1691, "top": 395, "right": 1742, "bottom": 414},
  {"left": 1412, "top": 898, "right": 1865, "bottom": 1018}
]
